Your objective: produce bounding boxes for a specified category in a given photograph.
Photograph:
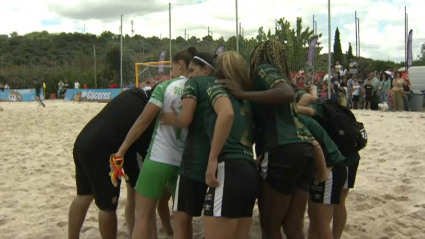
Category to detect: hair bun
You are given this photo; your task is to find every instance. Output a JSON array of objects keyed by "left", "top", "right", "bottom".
[{"left": 187, "top": 46, "right": 198, "bottom": 57}]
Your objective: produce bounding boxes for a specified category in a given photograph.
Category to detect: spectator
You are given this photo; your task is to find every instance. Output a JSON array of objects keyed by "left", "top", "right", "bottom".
[
  {"left": 330, "top": 72, "right": 339, "bottom": 101},
  {"left": 402, "top": 81, "right": 411, "bottom": 111},
  {"left": 58, "top": 80, "right": 64, "bottom": 98},
  {"left": 321, "top": 79, "right": 329, "bottom": 99},
  {"left": 340, "top": 65, "right": 348, "bottom": 76},
  {"left": 323, "top": 72, "right": 331, "bottom": 82},
  {"left": 0, "top": 82, "right": 4, "bottom": 95},
  {"left": 349, "top": 59, "right": 359, "bottom": 75},
  {"left": 142, "top": 81, "right": 151, "bottom": 91},
  {"left": 352, "top": 79, "right": 361, "bottom": 109},
  {"left": 127, "top": 81, "right": 134, "bottom": 88},
  {"left": 347, "top": 74, "right": 354, "bottom": 108},
  {"left": 392, "top": 72, "right": 405, "bottom": 112},
  {"left": 363, "top": 78, "right": 374, "bottom": 110},
  {"left": 109, "top": 80, "right": 118, "bottom": 89},
  {"left": 335, "top": 61, "right": 342, "bottom": 73},
  {"left": 378, "top": 73, "right": 391, "bottom": 104},
  {"left": 339, "top": 80, "right": 348, "bottom": 107},
  {"left": 297, "top": 76, "right": 304, "bottom": 89},
  {"left": 357, "top": 76, "right": 365, "bottom": 109},
  {"left": 64, "top": 79, "right": 70, "bottom": 90},
  {"left": 74, "top": 80, "right": 80, "bottom": 89},
  {"left": 83, "top": 84, "right": 88, "bottom": 89},
  {"left": 362, "top": 73, "right": 380, "bottom": 110}
]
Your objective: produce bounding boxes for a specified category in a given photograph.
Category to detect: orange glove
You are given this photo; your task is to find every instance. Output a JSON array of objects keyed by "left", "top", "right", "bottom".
[{"left": 109, "top": 154, "right": 129, "bottom": 187}]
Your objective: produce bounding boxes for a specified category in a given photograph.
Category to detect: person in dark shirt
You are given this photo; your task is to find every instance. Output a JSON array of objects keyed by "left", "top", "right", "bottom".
[
  {"left": 297, "top": 104, "right": 361, "bottom": 239},
  {"left": 217, "top": 40, "right": 315, "bottom": 239},
  {"left": 402, "top": 80, "right": 411, "bottom": 111},
  {"left": 68, "top": 88, "right": 156, "bottom": 239},
  {"left": 162, "top": 52, "right": 260, "bottom": 238},
  {"left": 364, "top": 79, "right": 374, "bottom": 110},
  {"left": 330, "top": 73, "right": 339, "bottom": 101},
  {"left": 33, "top": 80, "right": 45, "bottom": 107}
]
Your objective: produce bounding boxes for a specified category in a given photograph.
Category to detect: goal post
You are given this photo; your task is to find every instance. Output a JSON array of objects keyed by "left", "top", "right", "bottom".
[{"left": 135, "top": 61, "right": 171, "bottom": 87}]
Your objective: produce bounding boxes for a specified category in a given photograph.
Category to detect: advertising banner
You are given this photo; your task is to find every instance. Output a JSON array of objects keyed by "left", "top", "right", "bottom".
[
  {"left": 407, "top": 30, "right": 413, "bottom": 68},
  {"left": 307, "top": 37, "right": 318, "bottom": 65},
  {"left": 64, "top": 89, "right": 128, "bottom": 102},
  {"left": 158, "top": 49, "right": 167, "bottom": 74},
  {"left": 0, "top": 89, "right": 44, "bottom": 102},
  {"left": 215, "top": 45, "right": 225, "bottom": 55}
]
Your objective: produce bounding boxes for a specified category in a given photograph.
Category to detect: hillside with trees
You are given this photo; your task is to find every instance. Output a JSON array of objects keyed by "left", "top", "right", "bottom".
[{"left": 0, "top": 16, "right": 422, "bottom": 97}]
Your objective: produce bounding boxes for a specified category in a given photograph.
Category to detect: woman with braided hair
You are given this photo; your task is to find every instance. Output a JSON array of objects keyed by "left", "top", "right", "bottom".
[{"left": 217, "top": 40, "right": 320, "bottom": 239}]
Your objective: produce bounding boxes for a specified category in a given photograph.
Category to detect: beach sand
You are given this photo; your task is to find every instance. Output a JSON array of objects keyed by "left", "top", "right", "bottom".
[{"left": 1, "top": 100, "right": 425, "bottom": 239}]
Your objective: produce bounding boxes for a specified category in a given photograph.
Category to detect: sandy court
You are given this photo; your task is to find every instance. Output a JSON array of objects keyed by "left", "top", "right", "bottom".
[{"left": 1, "top": 100, "right": 425, "bottom": 239}]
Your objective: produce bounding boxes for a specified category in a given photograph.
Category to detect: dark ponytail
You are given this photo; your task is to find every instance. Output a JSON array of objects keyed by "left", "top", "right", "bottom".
[{"left": 172, "top": 46, "right": 198, "bottom": 68}]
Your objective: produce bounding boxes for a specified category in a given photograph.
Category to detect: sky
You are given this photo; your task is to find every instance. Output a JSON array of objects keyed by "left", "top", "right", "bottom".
[{"left": 1, "top": 0, "right": 424, "bottom": 62}]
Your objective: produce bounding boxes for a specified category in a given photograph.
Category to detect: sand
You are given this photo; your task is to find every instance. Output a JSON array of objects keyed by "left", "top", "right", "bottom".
[{"left": 1, "top": 100, "right": 425, "bottom": 239}]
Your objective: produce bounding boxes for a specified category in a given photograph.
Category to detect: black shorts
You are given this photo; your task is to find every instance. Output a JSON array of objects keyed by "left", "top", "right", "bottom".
[
  {"left": 352, "top": 95, "right": 360, "bottom": 102},
  {"left": 35, "top": 90, "right": 41, "bottom": 97},
  {"left": 173, "top": 175, "right": 208, "bottom": 217},
  {"left": 343, "top": 163, "right": 359, "bottom": 189},
  {"left": 204, "top": 160, "right": 259, "bottom": 218},
  {"left": 260, "top": 143, "right": 315, "bottom": 195},
  {"left": 309, "top": 164, "right": 347, "bottom": 205},
  {"left": 73, "top": 144, "right": 140, "bottom": 211},
  {"left": 365, "top": 94, "right": 372, "bottom": 102}
]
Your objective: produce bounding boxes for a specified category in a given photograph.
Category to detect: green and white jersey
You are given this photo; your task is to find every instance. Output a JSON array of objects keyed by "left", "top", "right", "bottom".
[{"left": 146, "top": 76, "right": 188, "bottom": 166}]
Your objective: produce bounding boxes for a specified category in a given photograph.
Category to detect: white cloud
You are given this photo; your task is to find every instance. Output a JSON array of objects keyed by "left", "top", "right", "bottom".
[{"left": 0, "top": 0, "right": 424, "bottom": 62}]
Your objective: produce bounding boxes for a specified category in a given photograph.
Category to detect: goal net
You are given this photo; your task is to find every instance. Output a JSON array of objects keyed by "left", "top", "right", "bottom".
[{"left": 135, "top": 61, "right": 171, "bottom": 88}]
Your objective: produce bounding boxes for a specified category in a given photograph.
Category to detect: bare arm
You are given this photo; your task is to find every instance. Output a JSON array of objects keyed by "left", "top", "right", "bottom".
[
  {"left": 161, "top": 98, "right": 197, "bottom": 128},
  {"left": 297, "top": 93, "right": 315, "bottom": 106},
  {"left": 297, "top": 106, "right": 315, "bottom": 116},
  {"left": 312, "top": 139, "right": 328, "bottom": 183},
  {"left": 117, "top": 103, "right": 160, "bottom": 156},
  {"left": 205, "top": 97, "right": 234, "bottom": 187},
  {"left": 238, "top": 82, "right": 295, "bottom": 104},
  {"left": 208, "top": 97, "right": 234, "bottom": 160}
]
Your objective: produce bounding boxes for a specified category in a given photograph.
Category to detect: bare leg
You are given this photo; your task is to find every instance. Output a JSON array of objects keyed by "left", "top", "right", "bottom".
[
  {"left": 308, "top": 200, "right": 335, "bottom": 239},
  {"left": 332, "top": 189, "right": 349, "bottom": 239},
  {"left": 157, "top": 188, "right": 173, "bottom": 236},
  {"left": 173, "top": 211, "right": 193, "bottom": 239},
  {"left": 125, "top": 183, "right": 136, "bottom": 235},
  {"left": 36, "top": 96, "right": 45, "bottom": 107},
  {"left": 68, "top": 195, "right": 93, "bottom": 239},
  {"left": 234, "top": 218, "right": 253, "bottom": 239},
  {"left": 98, "top": 210, "right": 118, "bottom": 239},
  {"left": 282, "top": 189, "right": 308, "bottom": 239},
  {"left": 259, "top": 181, "right": 292, "bottom": 239},
  {"left": 132, "top": 193, "right": 158, "bottom": 239},
  {"left": 151, "top": 210, "right": 158, "bottom": 239},
  {"left": 204, "top": 217, "right": 237, "bottom": 239},
  {"left": 308, "top": 218, "right": 318, "bottom": 239}
]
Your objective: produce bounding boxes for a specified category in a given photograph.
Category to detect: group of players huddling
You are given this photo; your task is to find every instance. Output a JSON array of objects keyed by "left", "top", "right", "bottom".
[{"left": 69, "top": 40, "right": 363, "bottom": 239}]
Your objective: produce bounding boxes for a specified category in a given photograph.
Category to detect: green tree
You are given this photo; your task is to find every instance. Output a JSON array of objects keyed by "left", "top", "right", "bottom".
[
  {"left": 256, "top": 27, "right": 266, "bottom": 42},
  {"left": 346, "top": 42, "right": 354, "bottom": 66},
  {"left": 271, "top": 17, "right": 322, "bottom": 71},
  {"left": 333, "top": 28, "right": 343, "bottom": 64},
  {"left": 0, "top": 18, "right": 405, "bottom": 93}
]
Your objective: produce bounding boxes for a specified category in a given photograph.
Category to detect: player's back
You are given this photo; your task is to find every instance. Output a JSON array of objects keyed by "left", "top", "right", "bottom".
[
  {"left": 75, "top": 88, "right": 153, "bottom": 154},
  {"left": 146, "top": 77, "right": 188, "bottom": 166}
]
